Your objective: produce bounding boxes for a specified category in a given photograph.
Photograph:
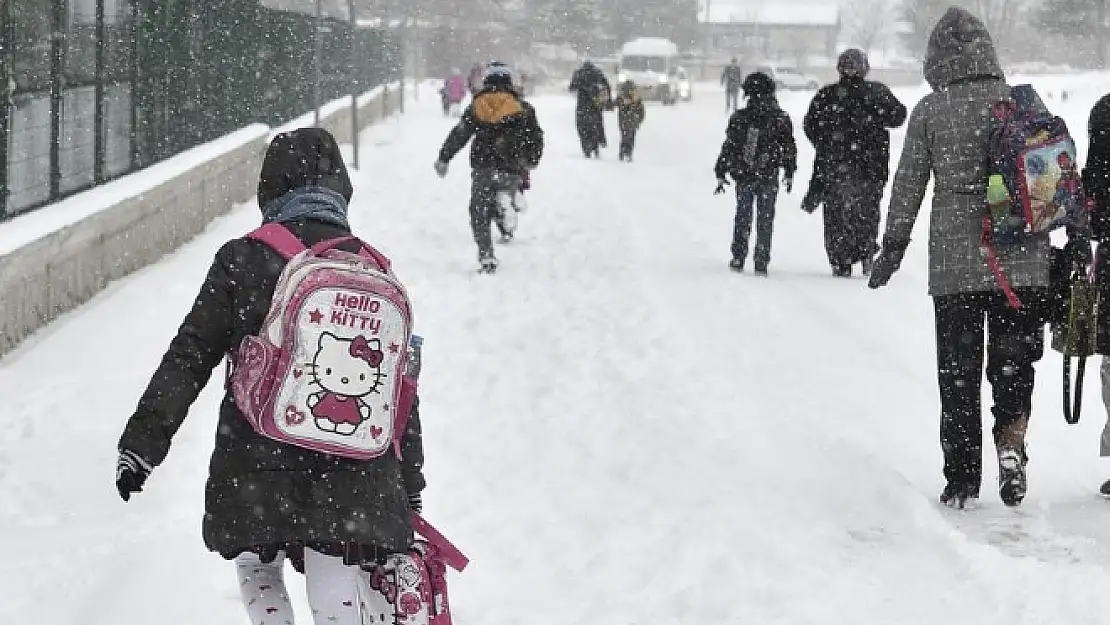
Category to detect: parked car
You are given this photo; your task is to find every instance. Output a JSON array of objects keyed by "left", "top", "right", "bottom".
[{"left": 756, "top": 65, "right": 820, "bottom": 91}]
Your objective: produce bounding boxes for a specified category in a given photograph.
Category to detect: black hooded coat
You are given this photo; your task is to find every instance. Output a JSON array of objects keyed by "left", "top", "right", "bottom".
[
  {"left": 568, "top": 62, "right": 611, "bottom": 152},
  {"left": 117, "top": 128, "right": 426, "bottom": 563}
]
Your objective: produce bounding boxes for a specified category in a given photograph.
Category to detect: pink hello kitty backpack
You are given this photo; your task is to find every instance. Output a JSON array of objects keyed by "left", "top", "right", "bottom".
[{"left": 229, "top": 223, "right": 416, "bottom": 460}]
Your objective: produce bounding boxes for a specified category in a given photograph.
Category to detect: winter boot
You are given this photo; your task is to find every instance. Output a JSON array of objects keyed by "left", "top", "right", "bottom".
[
  {"left": 478, "top": 251, "right": 499, "bottom": 274},
  {"left": 1099, "top": 478, "right": 1110, "bottom": 498},
  {"left": 939, "top": 482, "right": 980, "bottom": 509},
  {"left": 996, "top": 417, "right": 1029, "bottom": 506},
  {"left": 729, "top": 258, "right": 745, "bottom": 273},
  {"left": 754, "top": 263, "right": 769, "bottom": 277},
  {"left": 832, "top": 264, "right": 852, "bottom": 278},
  {"left": 997, "top": 450, "right": 1027, "bottom": 506}
]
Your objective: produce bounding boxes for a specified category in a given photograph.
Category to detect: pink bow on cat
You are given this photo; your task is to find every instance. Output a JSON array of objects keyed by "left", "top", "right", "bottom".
[{"left": 349, "top": 335, "right": 384, "bottom": 366}]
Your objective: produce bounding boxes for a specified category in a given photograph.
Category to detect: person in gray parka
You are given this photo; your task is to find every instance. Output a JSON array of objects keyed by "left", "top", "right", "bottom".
[{"left": 868, "top": 7, "right": 1050, "bottom": 509}]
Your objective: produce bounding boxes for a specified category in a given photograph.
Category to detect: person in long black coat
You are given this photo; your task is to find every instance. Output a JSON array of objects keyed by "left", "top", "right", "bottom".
[
  {"left": 1081, "top": 93, "right": 1110, "bottom": 495},
  {"left": 115, "top": 128, "right": 425, "bottom": 625},
  {"left": 804, "top": 48, "right": 906, "bottom": 277},
  {"left": 568, "top": 60, "right": 611, "bottom": 158}
]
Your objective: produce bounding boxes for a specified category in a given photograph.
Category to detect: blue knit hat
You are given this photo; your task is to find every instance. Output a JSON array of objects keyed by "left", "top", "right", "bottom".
[{"left": 484, "top": 61, "right": 514, "bottom": 87}]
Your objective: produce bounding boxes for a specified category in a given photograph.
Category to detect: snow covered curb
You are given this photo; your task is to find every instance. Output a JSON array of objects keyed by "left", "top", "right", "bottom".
[{"left": 0, "top": 82, "right": 403, "bottom": 356}]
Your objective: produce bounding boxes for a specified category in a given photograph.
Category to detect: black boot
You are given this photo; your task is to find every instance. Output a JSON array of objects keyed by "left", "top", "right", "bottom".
[{"left": 940, "top": 482, "right": 980, "bottom": 509}]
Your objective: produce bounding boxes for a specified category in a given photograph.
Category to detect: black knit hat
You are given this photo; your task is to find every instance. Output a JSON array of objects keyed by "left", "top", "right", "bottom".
[
  {"left": 257, "top": 127, "right": 353, "bottom": 209},
  {"left": 742, "top": 72, "right": 775, "bottom": 97}
]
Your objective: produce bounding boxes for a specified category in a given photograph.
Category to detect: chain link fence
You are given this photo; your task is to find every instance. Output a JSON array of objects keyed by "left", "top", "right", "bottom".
[{"left": 1, "top": 0, "right": 400, "bottom": 220}]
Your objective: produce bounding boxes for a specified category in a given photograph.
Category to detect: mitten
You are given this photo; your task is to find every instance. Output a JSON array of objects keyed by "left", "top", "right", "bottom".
[
  {"left": 714, "top": 178, "right": 730, "bottom": 195},
  {"left": 868, "top": 240, "right": 910, "bottom": 289},
  {"left": 408, "top": 491, "right": 423, "bottom": 514},
  {"left": 783, "top": 173, "right": 794, "bottom": 194},
  {"left": 433, "top": 160, "right": 449, "bottom": 178},
  {"left": 116, "top": 449, "right": 153, "bottom": 502}
]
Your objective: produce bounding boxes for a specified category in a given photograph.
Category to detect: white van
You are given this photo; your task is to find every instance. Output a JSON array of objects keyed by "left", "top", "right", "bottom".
[{"left": 616, "top": 37, "right": 681, "bottom": 105}]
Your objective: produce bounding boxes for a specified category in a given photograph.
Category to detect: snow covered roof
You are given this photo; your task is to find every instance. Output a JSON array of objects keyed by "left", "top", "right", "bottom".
[{"left": 698, "top": 2, "right": 840, "bottom": 27}]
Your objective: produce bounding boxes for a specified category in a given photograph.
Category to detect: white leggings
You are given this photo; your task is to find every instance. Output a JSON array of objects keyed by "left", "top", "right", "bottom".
[{"left": 236, "top": 548, "right": 361, "bottom": 625}]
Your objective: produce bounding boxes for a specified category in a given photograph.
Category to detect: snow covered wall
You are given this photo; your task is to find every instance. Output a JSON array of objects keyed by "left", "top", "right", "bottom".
[{"left": 0, "top": 84, "right": 404, "bottom": 356}]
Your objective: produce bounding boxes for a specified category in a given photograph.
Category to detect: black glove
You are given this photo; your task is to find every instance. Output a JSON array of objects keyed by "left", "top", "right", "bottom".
[
  {"left": 116, "top": 449, "right": 152, "bottom": 502},
  {"left": 408, "top": 491, "right": 423, "bottom": 514},
  {"left": 783, "top": 173, "right": 794, "bottom": 194},
  {"left": 1064, "top": 238, "right": 1093, "bottom": 269},
  {"left": 714, "top": 177, "right": 730, "bottom": 195},
  {"left": 868, "top": 240, "right": 910, "bottom": 289}
]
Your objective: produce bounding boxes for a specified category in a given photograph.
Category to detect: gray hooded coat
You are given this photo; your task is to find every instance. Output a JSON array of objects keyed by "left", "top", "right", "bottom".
[{"left": 882, "top": 7, "right": 1050, "bottom": 296}]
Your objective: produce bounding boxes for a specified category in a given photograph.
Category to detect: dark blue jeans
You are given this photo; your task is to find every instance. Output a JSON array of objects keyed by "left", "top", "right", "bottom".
[{"left": 732, "top": 180, "right": 778, "bottom": 267}]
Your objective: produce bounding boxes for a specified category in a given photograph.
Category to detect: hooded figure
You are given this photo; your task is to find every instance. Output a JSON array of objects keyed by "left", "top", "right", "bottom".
[
  {"left": 568, "top": 60, "right": 612, "bottom": 158},
  {"left": 868, "top": 8, "right": 1055, "bottom": 510},
  {"left": 435, "top": 62, "right": 545, "bottom": 271},
  {"left": 713, "top": 72, "right": 797, "bottom": 276},
  {"left": 1080, "top": 94, "right": 1110, "bottom": 492},
  {"left": 803, "top": 47, "right": 906, "bottom": 277},
  {"left": 116, "top": 127, "right": 426, "bottom": 625}
]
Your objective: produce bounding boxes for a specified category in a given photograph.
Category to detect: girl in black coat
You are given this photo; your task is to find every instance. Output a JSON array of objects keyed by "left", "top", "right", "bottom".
[{"left": 115, "top": 128, "right": 425, "bottom": 625}]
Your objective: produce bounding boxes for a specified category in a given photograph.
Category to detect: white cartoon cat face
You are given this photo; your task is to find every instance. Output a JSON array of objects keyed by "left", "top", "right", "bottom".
[{"left": 310, "top": 332, "right": 385, "bottom": 398}]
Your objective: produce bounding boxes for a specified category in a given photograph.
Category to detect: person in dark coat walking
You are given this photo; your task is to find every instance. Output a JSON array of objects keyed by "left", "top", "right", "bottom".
[
  {"left": 721, "top": 57, "right": 744, "bottom": 113},
  {"left": 714, "top": 72, "right": 797, "bottom": 276},
  {"left": 868, "top": 8, "right": 1071, "bottom": 509},
  {"left": 1081, "top": 93, "right": 1110, "bottom": 496},
  {"left": 804, "top": 48, "right": 907, "bottom": 277},
  {"left": 568, "top": 60, "right": 612, "bottom": 158},
  {"left": 614, "top": 79, "right": 646, "bottom": 161},
  {"left": 435, "top": 62, "right": 545, "bottom": 272},
  {"left": 115, "top": 128, "right": 426, "bottom": 625}
]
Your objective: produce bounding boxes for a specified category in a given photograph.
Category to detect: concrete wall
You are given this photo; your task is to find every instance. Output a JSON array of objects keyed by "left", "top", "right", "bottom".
[{"left": 0, "top": 84, "right": 404, "bottom": 357}]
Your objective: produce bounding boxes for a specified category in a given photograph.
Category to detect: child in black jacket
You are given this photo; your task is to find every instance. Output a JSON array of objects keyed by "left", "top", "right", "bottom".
[
  {"left": 615, "top": 80, "right": 646, "bottom": 161},
  {"left": 713, "top": 72, "right": 797, "bottom": 276}
]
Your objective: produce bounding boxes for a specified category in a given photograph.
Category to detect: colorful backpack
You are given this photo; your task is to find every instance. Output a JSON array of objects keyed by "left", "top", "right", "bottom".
[
  {"left": 987, "top": 84, "right": 1086, "bottom": 245},
  {"left": 229, "top": 223, "right": 416, "bottom": 460},
  {"left": 358, "top": 514, "right": 470, "bottom": 625}
]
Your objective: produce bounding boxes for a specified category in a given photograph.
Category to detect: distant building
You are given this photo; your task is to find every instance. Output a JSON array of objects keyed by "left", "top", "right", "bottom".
[{"left": 698, "top": 1, "right": 841, "bottom": 62}]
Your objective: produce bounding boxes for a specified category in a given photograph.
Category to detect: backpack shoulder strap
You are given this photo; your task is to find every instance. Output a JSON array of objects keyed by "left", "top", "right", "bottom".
[
  {"left": 311, "top": 236, "right": 393, "bottom": 273},
  {"left": 248, "top": 223, "right": 307, "bottom": 260}
]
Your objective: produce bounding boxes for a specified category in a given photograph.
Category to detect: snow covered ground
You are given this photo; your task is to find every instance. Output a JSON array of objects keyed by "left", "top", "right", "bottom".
[{"left": 5, "top": 77, "right": 1110, "bottom": 624}]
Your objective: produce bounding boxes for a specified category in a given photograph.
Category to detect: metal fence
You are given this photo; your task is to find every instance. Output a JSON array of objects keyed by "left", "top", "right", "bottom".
[{"left": 0, "top": 0, "right": 400, "bottom": 220}]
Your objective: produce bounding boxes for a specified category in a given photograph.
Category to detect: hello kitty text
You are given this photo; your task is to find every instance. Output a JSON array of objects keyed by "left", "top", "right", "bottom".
[{"left": 319, "top": 292, "right": 384, "bottom": 334}]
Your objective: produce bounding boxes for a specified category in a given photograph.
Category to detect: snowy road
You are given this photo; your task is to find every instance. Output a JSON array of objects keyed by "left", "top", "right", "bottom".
[{"left": 6, "top": 78, "right": 1110, "bottom": 623}]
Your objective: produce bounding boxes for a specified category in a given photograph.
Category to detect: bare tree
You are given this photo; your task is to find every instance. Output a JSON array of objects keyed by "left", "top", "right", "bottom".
[{"left": 842, "top": 0, "right": 896, "bottom": 54}]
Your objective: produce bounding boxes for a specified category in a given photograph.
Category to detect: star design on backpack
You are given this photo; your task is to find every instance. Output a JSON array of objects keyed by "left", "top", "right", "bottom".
[
  {"left": 308, "top": 309, "right": 324, "bottom": 324},
  {"left": 388, "top": 342, "right": 400, "bottom": 354}
]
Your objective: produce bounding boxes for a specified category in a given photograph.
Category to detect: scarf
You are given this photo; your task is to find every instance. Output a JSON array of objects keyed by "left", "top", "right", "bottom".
[{"left": 261, "top": 186, "right": 350, "bottom": 230}]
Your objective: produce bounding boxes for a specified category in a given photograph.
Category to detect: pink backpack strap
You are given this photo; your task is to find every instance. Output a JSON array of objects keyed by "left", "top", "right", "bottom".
[
  {"left": 412, "top": 513, "right": 469, "bottom": 571},
  {"left": 980, "top": 216, "right": 1024, "bottom": 310},
  {"left": 248, "top": 223, "right": 307, "bottom": 260},
  {"left": 310, "top": 236, "right": 393, "bottom": 273}
]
